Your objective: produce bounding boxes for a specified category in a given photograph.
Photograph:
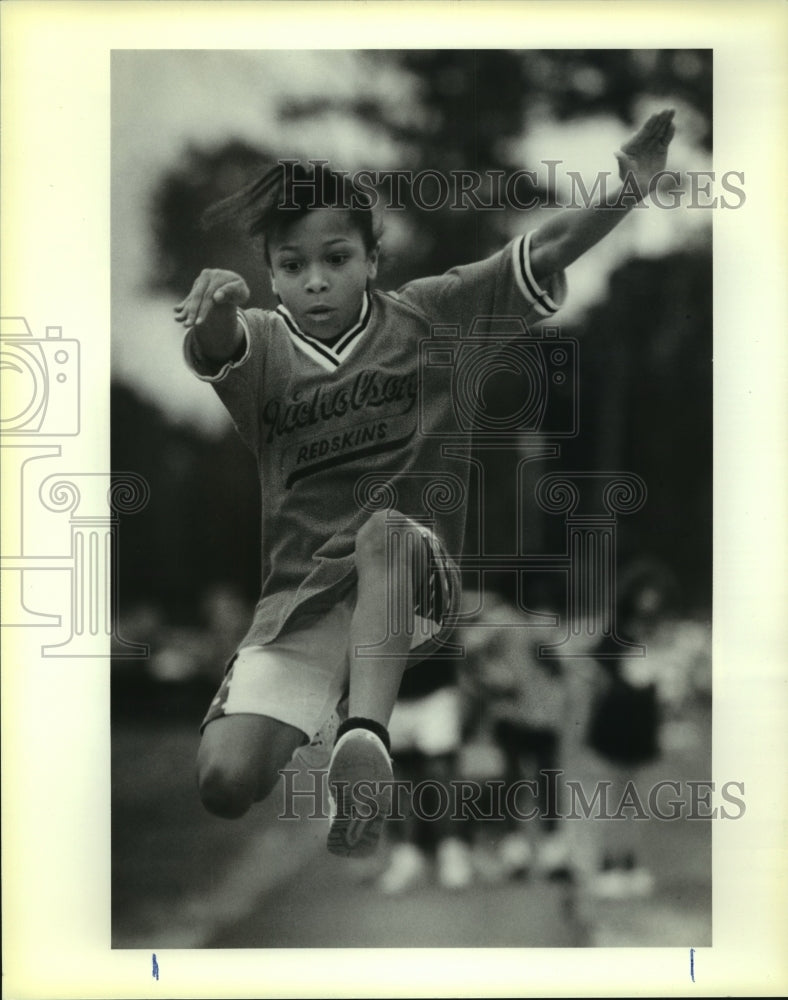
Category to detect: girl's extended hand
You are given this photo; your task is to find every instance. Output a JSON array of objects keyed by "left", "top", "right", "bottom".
[
  {"left": 614, "top": 108, "right": 676, "bottom": 197},
  {"left": 174, "top": 269, "right": 250, "bottom": 330}
]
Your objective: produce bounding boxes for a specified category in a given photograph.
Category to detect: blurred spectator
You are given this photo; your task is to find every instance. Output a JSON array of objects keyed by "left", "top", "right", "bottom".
[
  {"left": 565, "top": 558, "right": 708, "bottom": 899},
  {"left": 114, "top": 602, "right": 165, "bottom": 663},
  {"left": 377, "top": 652, "right": 474, "bottom": 895},
  {"left": 482, "top": 614, "right": 572, "bottom": 881},
  {"left": 112, "top": 586, "right": 254, "bottom": 723},
  {"left": 454, "top": 589, "right": 572, "bottom": 882}
]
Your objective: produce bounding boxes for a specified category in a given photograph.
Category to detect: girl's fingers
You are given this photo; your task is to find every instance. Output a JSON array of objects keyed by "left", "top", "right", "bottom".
[
  {"left": 189, "top": 273, "right": 215, "bottom": 326},
  {"left": 195, "top": 277, "right": 233, "bottom": 324},
  {"left": 656, "top": 112, "right": 672, "bottom": 134},
  {"left": 195, "top": 281, "right": 226, "bottom": 323},
  {"left": 639, "top": 111, "right": 668, "bottom": 142},
  {"left": 211, "top": 278, "right": 248, "bottom": 307},
  {"left": 175, "top": 271, "right": 248, "bottom": 325},
  {"left": 657, "top": 110, "right": 676, "bottom": 141},
  {"left": 176, "top": 290, "right": 195, "bottom": 325},
  {"left": 195, "top": 292, "right": 215, "bottom": 326},
  {"left": 210, "top": 281, "right": 232, "bottom": 304},
  {"left": 630, "top": 109, "right": 675, "bottom": 150},
  {"left": 653, "top": 123, "right": 675, "bottom": 150}
]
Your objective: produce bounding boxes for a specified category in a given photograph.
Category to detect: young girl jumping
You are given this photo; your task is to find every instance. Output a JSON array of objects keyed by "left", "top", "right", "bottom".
[{"left": 174, "top": 109, "right": 676, "bottom": 859}]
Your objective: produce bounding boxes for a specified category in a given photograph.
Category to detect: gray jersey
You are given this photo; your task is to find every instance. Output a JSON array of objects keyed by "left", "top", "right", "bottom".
[{"left": 184, "top": 232, "right": 566, "bottom": 649}]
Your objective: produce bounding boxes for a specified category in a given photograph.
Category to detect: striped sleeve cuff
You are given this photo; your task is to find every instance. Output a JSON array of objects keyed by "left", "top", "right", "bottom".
[
  {"left": 182, "top": 309, "right": 251, "bottom": 383},
  {"left": 511, "top": 232, "right": 566, "bottom": 317}
]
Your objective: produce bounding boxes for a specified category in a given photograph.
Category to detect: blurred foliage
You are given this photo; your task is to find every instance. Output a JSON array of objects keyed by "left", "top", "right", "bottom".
[
  {"left": 153, "top": 50, "right": 712, "bottom": 295},
  {"left": 112, "top": 382, "right": 261, "bottom": 623},
  {"left": 152, "top": 139, "right": 279, "bottom": 307},
  {"left": 516, "top": 49, "right": 711, "bottom": 138},
  {"left": 116, "top": 49, "right": 712, "bottom": 628}
]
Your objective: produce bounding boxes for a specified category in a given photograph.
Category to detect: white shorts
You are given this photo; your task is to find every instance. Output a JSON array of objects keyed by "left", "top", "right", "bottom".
[{"left": 201, "top": 528, "right": 460, "bottom": 741}]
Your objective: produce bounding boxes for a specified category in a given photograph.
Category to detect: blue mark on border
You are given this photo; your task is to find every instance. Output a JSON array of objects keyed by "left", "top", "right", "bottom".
[
  {"left": 152, "top": 953, "right": 159, "bottom": 981},
  {"left": 690, "top": 947, "right": 695, "bottom": 983}
]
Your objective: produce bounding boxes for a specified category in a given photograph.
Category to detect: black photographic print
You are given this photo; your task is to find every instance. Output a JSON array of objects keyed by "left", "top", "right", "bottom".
[
  {"left": 111, "top": 45, "right": 715, "bottom": 951},
  {"left": 3, "top": 3, "right": 787, "bottom": 999}
]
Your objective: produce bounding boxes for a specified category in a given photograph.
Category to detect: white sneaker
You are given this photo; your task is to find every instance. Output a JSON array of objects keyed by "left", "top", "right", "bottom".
[
  {"left": 624, "top": 867, "right": 656, "bottom": 897},
  {"left": 326, "top": 728, "right": 393, "bottom": 858},
  {"left": 590, "top": 866, "right": 655, "bottom": 899},
  {"left": 436, "top": 837, "right": 474, "bottom": 891},
  {"left": 590, "top": 868, "right": 630, "bottom": 899},
  {"left": 378, "top": 843, "right": 429, "bottom": 895}
]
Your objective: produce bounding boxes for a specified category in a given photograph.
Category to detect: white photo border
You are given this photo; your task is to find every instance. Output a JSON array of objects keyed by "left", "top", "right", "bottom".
[{"left": 2, "top": 1, "right": 787, "bottom": 997}]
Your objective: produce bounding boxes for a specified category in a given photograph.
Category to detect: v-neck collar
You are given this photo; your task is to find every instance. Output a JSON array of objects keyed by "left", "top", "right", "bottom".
[{"left": 276, "top": 292, "right": 373, "bottom": 372}]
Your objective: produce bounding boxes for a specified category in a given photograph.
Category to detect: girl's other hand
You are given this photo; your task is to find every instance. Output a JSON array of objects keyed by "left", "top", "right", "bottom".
[{"left": 173, "top": 269, "right": 250, "bottom": 330}]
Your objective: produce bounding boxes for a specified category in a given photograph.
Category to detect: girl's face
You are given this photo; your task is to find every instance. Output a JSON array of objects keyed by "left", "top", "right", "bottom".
[{"left": 268, "top": 209, "right": 378, "bottom": 340}]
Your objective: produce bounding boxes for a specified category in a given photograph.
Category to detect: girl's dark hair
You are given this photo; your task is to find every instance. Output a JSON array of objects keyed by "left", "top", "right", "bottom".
[{"left": 202, "top": 160, "right": 381, "bottom": 262}]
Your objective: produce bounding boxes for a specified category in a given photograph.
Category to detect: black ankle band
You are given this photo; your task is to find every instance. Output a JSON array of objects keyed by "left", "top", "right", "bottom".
[{"left": 336, "top": 717, "right": 391, "bottom": 754}]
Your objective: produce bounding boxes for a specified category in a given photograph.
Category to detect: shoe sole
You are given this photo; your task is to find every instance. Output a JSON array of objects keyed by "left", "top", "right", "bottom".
[{"left": 327, "top": 730, "right": 392, "bottom": 859}]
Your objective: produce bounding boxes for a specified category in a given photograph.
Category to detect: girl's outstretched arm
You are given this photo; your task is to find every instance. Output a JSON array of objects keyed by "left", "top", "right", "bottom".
[
  {"left": 173, "top": 268, "right": 249, "bottom": 362},
  {"left": 529, "top": 109, "right": 676, "bottom": 284}
]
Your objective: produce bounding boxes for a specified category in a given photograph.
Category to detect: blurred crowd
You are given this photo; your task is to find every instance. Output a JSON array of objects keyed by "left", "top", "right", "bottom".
[{"left": 370, "top": 561, "right": 710, "bottom": 900}]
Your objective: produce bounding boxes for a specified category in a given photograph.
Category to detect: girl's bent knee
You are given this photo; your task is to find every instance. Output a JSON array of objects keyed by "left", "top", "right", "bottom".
[
  {"left": 355, "top": 509, "right": 408, "bottom": 568},
  {"left": 198, "top": 763, "right": 256, "bottom": 819},
  {"left": 197, "top": 758, "right": 282, "bottom": 818}
]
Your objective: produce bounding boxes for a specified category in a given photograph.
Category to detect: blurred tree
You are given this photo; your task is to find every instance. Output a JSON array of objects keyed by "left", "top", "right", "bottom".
[
  {"left": 112, "top": 382, "right": 261, "bottom": 622},
  {"left": 518, "top": 50, "right": 711, "bottom": 146},
  {"left": 558, "top": 250, "right": 712, "bottom": 610},
  {"left": 152, "top": 138, "right": 278, "bottom": 306}
]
